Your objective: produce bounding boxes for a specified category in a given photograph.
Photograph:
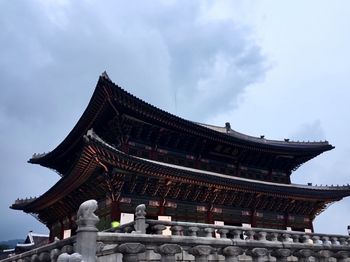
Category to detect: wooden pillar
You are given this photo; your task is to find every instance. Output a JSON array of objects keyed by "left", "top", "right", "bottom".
[
  {"left": 251, "top": 210, "right": 257, "bottom": 228},
  {"left": 236, "top": 163, "right": 241, "bottom": 177},
  {"left": 309, "top": 217, "right": 314, "bottom": 233},
  {"left": 284, "top": 212, "right": 289, "bottom": 230},
  {"left": 111, "top": 200, "right": 121, "bottom": 222},
  {"left": 158, "top": 198, "right": 165, "bottom": 216},
  {"left": 48, "top": 225, "right": 55, "bottom": 243},
  {"left": 60, "top": 220, "right": 65, "bottom": 240},
  {"left": 268, "top": 169, "right": 273, "bottom": 182},
  {"left": 206, "top": 205, "right": 213, "bottom": 224},
  {"left": 69, "top": 216, "right": 76, "bottom": 235}
]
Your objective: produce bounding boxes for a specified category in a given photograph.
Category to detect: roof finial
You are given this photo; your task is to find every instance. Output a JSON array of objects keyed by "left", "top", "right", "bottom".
[
  {"left": 225, "top": 122, "right": 231, "bottom": 132},
  {"left": 101, "top": 71, "right": 111, "bottom": 81}
]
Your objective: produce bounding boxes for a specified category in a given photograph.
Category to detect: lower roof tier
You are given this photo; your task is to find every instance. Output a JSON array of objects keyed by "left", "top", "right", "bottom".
[{"left": 12, "top": 133, "right": 350, "bottom": 226}]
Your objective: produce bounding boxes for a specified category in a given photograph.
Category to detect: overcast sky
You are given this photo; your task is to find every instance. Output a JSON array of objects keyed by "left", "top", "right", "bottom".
[{"left": 1, "top": 0, "right": 350, "bottom": 241}]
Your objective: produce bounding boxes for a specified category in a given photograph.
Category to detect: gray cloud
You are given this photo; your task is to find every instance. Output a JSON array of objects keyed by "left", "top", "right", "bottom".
[
  {"left": 0, "top": 1, "right": 267, "bottom": 240},
  {"left": 289, "top": 119, "right": 326, "bottom": 142}
]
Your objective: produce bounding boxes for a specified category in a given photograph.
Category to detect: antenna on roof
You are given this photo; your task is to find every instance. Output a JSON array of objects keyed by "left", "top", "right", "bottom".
[{"left": 101, "top": 71, "right": 111, "bottom": 81}]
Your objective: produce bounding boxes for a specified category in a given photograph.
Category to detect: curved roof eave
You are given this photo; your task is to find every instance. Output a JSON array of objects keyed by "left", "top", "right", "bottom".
[{"left": 13, "top": 135, "right": 350, "bottom": 214}]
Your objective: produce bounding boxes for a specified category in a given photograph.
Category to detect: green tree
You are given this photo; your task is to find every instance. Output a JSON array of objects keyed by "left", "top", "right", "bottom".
[{"left": 0, "top": 244, "right": 10, "bottom": 251}]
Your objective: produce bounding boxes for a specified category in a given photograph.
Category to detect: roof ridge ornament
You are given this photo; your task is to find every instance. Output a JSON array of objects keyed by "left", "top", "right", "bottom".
[
  {"left": 31, "top": 152, "right": 47, "bottom": 159},
  {"left": 225, "top": 122, "right": 231, "bottom": 133},
  {"left": 101, "top": 71, "right": 111, "bottom": 81}
]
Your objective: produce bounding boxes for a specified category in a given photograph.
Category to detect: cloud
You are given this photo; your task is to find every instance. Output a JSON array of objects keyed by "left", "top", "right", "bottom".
[
  {"left": 289, "top": 119, "right": 326, "bottom": 142},
  {"left": 0, "top": 1, "right": 267, "bottom": 240}
]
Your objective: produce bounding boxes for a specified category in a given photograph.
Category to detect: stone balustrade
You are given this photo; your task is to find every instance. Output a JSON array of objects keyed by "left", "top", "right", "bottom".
[
  {"left": 0, "top": 237, "right": 75, "bottom": 262},
  {"left": 2, "top": 200, "right": 350, "bottom": 262}
]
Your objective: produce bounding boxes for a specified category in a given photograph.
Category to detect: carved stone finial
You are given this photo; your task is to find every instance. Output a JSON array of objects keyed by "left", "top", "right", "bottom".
[
  {"left": 75, "top": 200, "right": 99, "bottom": 262},
  {"left": 135, "top": 204, "right": 146, "bottom": 219},
  {"left": 76, "top": 199, "right": 99, "bottom": 227}
]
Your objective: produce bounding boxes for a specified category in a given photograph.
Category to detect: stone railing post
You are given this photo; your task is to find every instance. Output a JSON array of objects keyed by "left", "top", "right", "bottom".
[
  {"left": 300, "top": 234, "right": 311, "bottom": 244},
  {"left": 311, "top": 235, "right": 320, "bottom": 245},
  {"left": 245, "top": 230, "right": 255, "bottom": 240},
  {"left": 170, "top": 225, "right": 184, "bottom": 236},
  {"left": 134, "top": 204, "right": 147, "bottom": 234},
  {"left": 335, "top": 251, "right": 350, "bottom": 262},
  {"left": 50, "top": 249, "right": 61, "bottom": 261},
  {"left": 155, "top": 244, "right": 182, "bottom": 262},
  {"left": 203, "top": 227, "right": 214, "bottom": 238},
  {"left": 220, "top": 246, "right": 243, "bottom": 262},
  {"left": 315, "top": 250, "right": 333, "bottom": 262},
  {"left": 230, "top": 229, "right": 242, "bottom": 240},
  {"left": 321, "top": 236, "right": 331, "bottom": 246},
  {"left": 268, "top": 232, "right": 279, "bottom": 242},
  {"left": 117, "top": 243, "right": 146, "bottom": 262},
  {"left": 256, "top": 231, "right": 267, "bottom": 241},
  {"left": 217, "top": 229, "right": 229, "bottom": 239},
  {"left": 281, "top": 233, "right": 291, "bottom": 242},
  {"left": 189, "top": 245, "right": 215, "bottom": 262},
  {"left": 271, "top": 249, "right": 291, "bottom": 262},
  {"left": 31, "top": 254, "right": 40, "bottom": 262},
  {"left": 339, "top": 237, "right": 347, "bottom": 245},
  {"left": 294, "top": 249, "right": 314, "bottom": 262},
  {"left": 246, "top": 248, "right": 268, "bottom": 262},
  {"left": 291, "top": 234, "right": 300, "bottom": 243},
  {"left": 38, "top": 252, "right": 50, "bottom": 262},
  {"left": 188, "top": 226, "right": 200, "bottom": 237},
  {"left": 152, "top": 224, "right": 166, "bottom": 235},
  {"left": 75, "top": 199, "right": 99, "bottom": 262},
  {"left": 330, "top": 236, "right": 338, "bottom": 245}
]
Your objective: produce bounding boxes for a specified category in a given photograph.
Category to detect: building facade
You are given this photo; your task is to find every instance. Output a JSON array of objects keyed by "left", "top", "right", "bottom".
[{"left": 11, "top": 73, "right": 350, "bottom": 240}]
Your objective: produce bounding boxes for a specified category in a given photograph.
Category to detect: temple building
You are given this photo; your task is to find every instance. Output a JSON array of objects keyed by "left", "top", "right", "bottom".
[{"left": 11, "top": 73, "right": 350, "bottom": 240}]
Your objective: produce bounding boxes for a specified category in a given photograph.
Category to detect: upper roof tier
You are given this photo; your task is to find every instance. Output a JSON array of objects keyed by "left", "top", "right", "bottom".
[{"left": 29, "top": 73, "right": 334, "bottom": 176}]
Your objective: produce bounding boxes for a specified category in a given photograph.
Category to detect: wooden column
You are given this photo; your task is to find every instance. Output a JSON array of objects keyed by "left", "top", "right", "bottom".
[
  {"left": 69, "top": 216, "right": 77, "bottom": 236},
  {"left": 48, "top": 225, "right": 54, "bottom": 243},
  {"left": 308, "top": 217, "right": 314, "bottom": 233},
  {"left": 251, "top": 210, "right": 257, "bottom": 228},
  {"left": 158, "top": 198, "right": 166, "bottom": 216},
  {"left": 206, "top": 205, "right": 214, "bottom": 224},
  {"left": 284, "top": 212, "right": 289, "bottom": 230},
  {"left": 111, "top": 200, "right": 121, "bottom": 221},
  {"left": 60, "top": 220, "right": 65, "bottom": 240}
]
